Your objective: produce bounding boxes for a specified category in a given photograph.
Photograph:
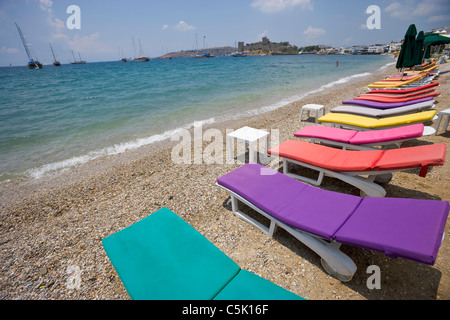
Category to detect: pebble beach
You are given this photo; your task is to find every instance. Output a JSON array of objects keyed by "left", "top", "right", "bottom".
[{"left": 1, "top": 61, "right": 449, "bottom": 300}]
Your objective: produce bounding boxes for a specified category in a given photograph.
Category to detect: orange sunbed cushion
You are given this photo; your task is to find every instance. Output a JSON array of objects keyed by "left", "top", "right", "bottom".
[
  {"left": 374, "top": 144, "right": 447, "bottom": 172},
  {"left": 268, "top": 140, "right": 383, "bottom": 172}
]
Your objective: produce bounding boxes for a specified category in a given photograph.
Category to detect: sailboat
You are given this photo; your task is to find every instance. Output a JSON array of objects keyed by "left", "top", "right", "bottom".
[
  {"left": 192, "top": 34, "right": 215, "bottom": 58},
  {"left": 15, "top": 22, "right": 42, "bottom": 69},
  {"left": 131, "top": 38, "right": 150, "bottom": 62},
  {"left": 71, "top": 50, "right": 86, "bottom": 64},
  {"left": 118, "top": 47, "right": 127, "bottom": 62},
  {"left": 50, "top": 43, "right": 61, "bottom": 66}
]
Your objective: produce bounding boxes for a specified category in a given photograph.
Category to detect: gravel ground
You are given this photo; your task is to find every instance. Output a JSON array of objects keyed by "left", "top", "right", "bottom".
[{"left": 0, "top": 61, "right": 449, "bottom": 300}]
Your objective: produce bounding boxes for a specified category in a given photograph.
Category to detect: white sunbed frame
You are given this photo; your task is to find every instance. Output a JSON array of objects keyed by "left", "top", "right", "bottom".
[
  {"left": 217, "top": 183, "right": 358, "bottom": 282},
  {"left": 280, "top": 157, "right": 409, "bottom": 198},
  {"left": 304, "top": 137, "right": 409, "bottom": 151},
  {"left": 327, "top": 121, "right": 437, "bottom": 134}
]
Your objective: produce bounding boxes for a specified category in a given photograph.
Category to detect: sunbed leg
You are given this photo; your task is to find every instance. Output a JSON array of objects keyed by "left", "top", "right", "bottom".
[
  {"left": 317, "top": 242, "right": 357, "bottom": 282},
  {"left": 231, "top": 194, "right": 239, "bottom": 212},
  {"left": 280, "top": 224, "right": 357, "bottom": 282},
  {"left": 225, "top": 188, "right": 357, "bottom": 282},
  {"left": 283, "top": 159, "right": 325, "bottom": 186}
]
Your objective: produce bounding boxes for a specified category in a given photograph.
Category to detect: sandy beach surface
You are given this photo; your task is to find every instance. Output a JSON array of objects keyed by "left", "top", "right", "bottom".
[{"left": 1, "top": 61, "right": 449, "bottom": 300}]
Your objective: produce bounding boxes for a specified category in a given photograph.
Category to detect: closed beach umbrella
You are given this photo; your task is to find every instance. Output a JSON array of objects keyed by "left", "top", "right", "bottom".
[
  {"left": 414, "top": 31, "right": 425, "bottom": 65},
  {"left": 423, "top": 45, "right": 431, "bottom": 59},
  {"left": 396, "top": 24, "right": 417, "bottom": 70}
]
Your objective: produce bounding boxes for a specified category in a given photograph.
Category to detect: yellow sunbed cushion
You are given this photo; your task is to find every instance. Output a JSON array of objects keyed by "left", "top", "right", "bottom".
[
  {"left": 366, "top": 75, "right": 426, "bottom": 88},
  {"left": 318, "top": 110, "right": 436, "bottom": 129}
]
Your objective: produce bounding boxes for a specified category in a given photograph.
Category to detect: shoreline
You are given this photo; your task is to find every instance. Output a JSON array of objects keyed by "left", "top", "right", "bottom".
[
  {"left": 1, "top": 62, "right": 449, "bottom": 300},
  {"left": 0, "top": 58, "right": 395, "bottom": 204}
]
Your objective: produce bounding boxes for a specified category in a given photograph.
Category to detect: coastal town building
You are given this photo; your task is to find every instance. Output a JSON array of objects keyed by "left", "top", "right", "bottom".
[{"left": 243, "top": 37, "right": 298, "bottom": 55}]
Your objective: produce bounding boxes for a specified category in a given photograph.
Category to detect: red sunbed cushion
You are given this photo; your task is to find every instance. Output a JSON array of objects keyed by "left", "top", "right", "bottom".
[
  {"left": 367, "top": 82, "right": 439, "bottom": 94},
  {"left": 354, "top": 92, "right": 440, "bottom": 103},
  {"left": 268, "top": 140, "right": 383, "bottom": 172},
  {"left": 374, "top": 143, "right": 447, "bottom": 172},
  {"left": 359, "top": 88, "right": 435, "bottom": 99}
]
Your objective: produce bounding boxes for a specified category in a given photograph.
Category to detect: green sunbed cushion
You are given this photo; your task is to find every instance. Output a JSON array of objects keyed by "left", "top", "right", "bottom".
[
  {"left": 214, "top": 269, "right": 304, "bottom": 300},
  {"left": 102, "top": 207, "right": 240, "bottom": 300}
]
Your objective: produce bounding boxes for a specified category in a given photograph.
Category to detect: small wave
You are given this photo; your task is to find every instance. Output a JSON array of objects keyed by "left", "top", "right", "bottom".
[
  {"left": 26, "top": 117, "right": 217, "bottom": 180},
  {"left": 239, "top": 71, "right": 374, "bottom": 118}
]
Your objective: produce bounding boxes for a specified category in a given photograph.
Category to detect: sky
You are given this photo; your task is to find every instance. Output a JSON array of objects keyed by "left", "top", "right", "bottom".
[{"left": 0, "top": 0, "right": 449, "bottom": 66}]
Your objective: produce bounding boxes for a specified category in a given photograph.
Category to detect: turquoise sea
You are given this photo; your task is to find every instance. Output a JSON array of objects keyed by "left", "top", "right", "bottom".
[{"left": 0, "top": 54, "right": 394, "bottom": 182}]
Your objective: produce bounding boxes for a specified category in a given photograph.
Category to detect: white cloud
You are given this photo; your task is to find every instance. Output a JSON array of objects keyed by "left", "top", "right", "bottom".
[
  {"left": 303, "top": 26, "right": 325, "bottom": 40},
  {"left": 258, "top": 30, "right": 269, "bottom": 40},
  {"left": 67, "top": 32, "right": 111, "bottom": 54},
  {"left": 384, "top": 0, "right": 450, "bottom": 20},
  {"left": 427, "top": 14, "right": 450, "bottom": 22},
  {"left": 39, "top": 0, "right": 53, "bottom": 12},
  {"left": 174, "top": 21, "right": 196, "bottom": 32},
  {"left": 251, "top": 0, "right": 313, "bottom": 13},
  {"left": 1, "top": 46, "right": 19, "bottom": 54},
  {"left": 162, "top": 24, "right": 169, "bottom": 30}
]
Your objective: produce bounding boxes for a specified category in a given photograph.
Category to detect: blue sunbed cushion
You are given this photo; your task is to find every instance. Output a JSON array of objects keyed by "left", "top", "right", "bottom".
[{"left": 102, "top": 207, "right": 240, "bottom": 300}]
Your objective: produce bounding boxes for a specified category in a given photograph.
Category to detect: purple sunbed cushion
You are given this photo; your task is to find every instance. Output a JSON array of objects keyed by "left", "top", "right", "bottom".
[
  {"left": 334, "top": 197, "right": 449, "bottom": 265},
  {"left": 342, "top": 97, "right": 434, "bottom": 109},
  {"left": 217, "top": 163, "right": 362, "bottom": 240},
  {"left": 349, "top": 123, "right": 424, "bottom": 145},
  {"left": 294, "top": 126, "right": 358, "bottom": 143}
]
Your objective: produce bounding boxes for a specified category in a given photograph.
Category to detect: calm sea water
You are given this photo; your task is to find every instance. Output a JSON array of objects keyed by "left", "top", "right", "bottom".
[{"left": 0, "top": 54, "right": 393, "bottom": 181}]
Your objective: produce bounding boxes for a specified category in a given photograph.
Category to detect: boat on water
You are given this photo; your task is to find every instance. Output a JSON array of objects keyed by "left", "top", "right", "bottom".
[
  {"left": 15, "top": 22, "right": 42, "bottom": 69},
  {"left": 232, "top": 52, "right": 247, "bottom": 57},
  {"left": 71, "top": 50, "right": 86, "bottom": 64},
  {"left": 195, "top": 53, "right": 215, "bottom": 58},
  {"left": 50, "top": 43, "right": 61, "bottom": 66},
  {"left": 131, "top": 38, "right": 150, "bottom": 62},
  {"left": 192, "top": 33, "right": 215, "bottom": 58},
  {"left": 118, "top": 47, "right": 127, "bottom": 62}
]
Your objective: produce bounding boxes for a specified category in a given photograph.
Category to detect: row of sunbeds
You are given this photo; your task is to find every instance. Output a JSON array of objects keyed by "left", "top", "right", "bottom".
[
  {"left": 319, "top": 81, "right": 441, "bottom": 130},
  {"left": 101, "top": 65, "right": 449, "bottom": 300},
  {"left": 213, "top": 69, "right": 449, "bottom": 287}
]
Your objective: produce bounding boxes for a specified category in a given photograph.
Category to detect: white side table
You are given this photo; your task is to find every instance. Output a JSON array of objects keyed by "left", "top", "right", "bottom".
[
  {"left": 227, "top": 126, "right": 270, "bottom": 163},
  {"left": 300, "top": 104, "right": 325, "bottom": 123},
  {"left": 434, "top": 108, "right": 450, "bottom": 135}
]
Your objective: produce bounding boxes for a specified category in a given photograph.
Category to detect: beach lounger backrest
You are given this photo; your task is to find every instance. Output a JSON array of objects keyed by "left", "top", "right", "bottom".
[
  {"left": 366, "top": 82, "right": 438, "bottom": 94},
  {"left": 318, "top": 110, "right": 436, "bottom": 129},
  {"left": 331, "top": 100, "right": 434, "bottom": 118},
  {"left": 348, "top": 123, "right": 424, "bottom": 145},
  {"left": 342, "top": 96, "right": 434, "bottom": 109},
  {"left": 353, "top": 92, "right": 440, "bottom": 103},
  {"left": 294, "top": 124, "right": 424, "bottom": 145}
]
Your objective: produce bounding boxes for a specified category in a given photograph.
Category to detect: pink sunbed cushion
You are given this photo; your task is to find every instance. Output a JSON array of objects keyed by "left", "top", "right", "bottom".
[
  {"left": 294, "top": 126, "right": 358, "bottom": 143},
  {"left": 349, "top": 124, "right": 425, "bottom": 145}
]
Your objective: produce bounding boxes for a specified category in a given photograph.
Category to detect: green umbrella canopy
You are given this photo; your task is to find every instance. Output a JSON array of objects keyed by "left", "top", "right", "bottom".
[
  {"left": 424, "top": 33, "right": 450, "bottom": 45},
  {"left": 414, "top": 31, "right": 425, "bottom": 65},
  {"left": 396, "top": 24, "right": 417, "bottom": 69}
]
